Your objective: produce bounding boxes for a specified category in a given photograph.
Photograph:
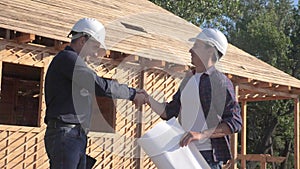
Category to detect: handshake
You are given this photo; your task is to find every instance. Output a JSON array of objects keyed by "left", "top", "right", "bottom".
[{"left": 132, "top": 89, "right": 150, "bottom": 108}]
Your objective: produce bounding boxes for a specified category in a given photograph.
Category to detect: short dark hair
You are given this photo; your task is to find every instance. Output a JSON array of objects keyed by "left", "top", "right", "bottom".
[
  {"left": 217, "top": 50, "right": 223, "bottom": 59},
  {"left": 68, "top": 31, "right": 90, "bottom": 43}
]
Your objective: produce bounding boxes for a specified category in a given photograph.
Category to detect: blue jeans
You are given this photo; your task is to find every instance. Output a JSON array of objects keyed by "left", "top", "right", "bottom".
[
  {"left": 44, "top": 125, "right": 87, "bottom": 169},
  {"left": 200, "top": 150, "right": 223, "bottom": 169},
  {"left": 208, "top": 161, "right": 223, "bottom": 169}
]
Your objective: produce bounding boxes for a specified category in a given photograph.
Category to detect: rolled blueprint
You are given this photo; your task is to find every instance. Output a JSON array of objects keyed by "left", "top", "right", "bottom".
[{"left": 137, "top": 118, "right": 210, "bottom": 169}]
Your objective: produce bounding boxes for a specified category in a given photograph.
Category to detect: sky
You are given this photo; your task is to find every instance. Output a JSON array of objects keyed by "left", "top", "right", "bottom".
[{"left": 295, "top": 0, "right": 299, "bottom": 6}]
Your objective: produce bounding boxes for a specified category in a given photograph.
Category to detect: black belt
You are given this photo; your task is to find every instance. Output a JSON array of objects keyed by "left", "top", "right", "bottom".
[{"left": 47, "top": 119, "right": 79, "bottom": 128}]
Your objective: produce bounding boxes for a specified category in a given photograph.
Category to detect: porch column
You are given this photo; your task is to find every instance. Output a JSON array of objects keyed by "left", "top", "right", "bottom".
[
  {"left": 295, "top": 98, "right": 299, "bottom": 169},
  {"left": 241, "top": 101, "right": 247, "bottom": 169},
  {"left": 230, "top": 85, "right": 239, "bottom": 169}
]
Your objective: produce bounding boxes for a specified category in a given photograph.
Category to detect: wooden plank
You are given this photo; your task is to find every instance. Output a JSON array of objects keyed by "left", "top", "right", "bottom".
[
  {"left": 14, "top": 33, "right": 35, "bottom": 43},
  {"left": 237, "top": 154, "right": 267, "bottom": 162},
  {"left": 266, "top": 156, "right": 285, "bottom": 163},
  {"left": 37, "top": 67, "right": 44, "bottom": 127},
  {"left": 0, "top": 127, "right": 44, "bottom": 167},
  {"left": 0, "top": 126, "right": 40, "bottom": 133},
  {"left": 0, "top": 61, "right": 1, "bottom": 92},
  {"left": 238, "top": 87, "right": 292, "bottom": 101},
  {"left": 54, "top": 40, "right": 69, "bottom": 51},
  {"left": 5, "top": 30, "right": 10, "bottom": 40},
  {"left": 237, "top": 154, "right": 286, "bottom": 164},
  {"left": 291, "top": 88, "right": 300, "bottom": 94},
  {"left": 274, "top": 85, "right": 292, "bottom": 92},
  {"left": 0, "top": 131, "right": 39, "bottom": 163},
  {"left": 241, "top": 101, "right": 247, "bottom": 169},
  {"left": 86, "top": 137, "right": 117, "bottom": 167},
  {"left": 239, "top": 84, "right": 298, "bottom": 99},
  {"left": 139, "top": 57, "right": 165, "bottom": 68},
  {"left": 232, "top": 76, "right": 252, "bottom": 84},
  {"left": 239, "top": 96, "right": 291, "bottom": 102},
  {"left": 230, "top": 85, "right": 239, "bottom": 169},
  {"left": 254, "top": 82, "right": 272, "bottom": 88},
  {"left": 165, "top": 63, "right": 187, "bottom": 72},
  {"left": 295, "top": 98, "right": 300, "bottom": 169},
  {"left": 261, "top": 161, "right": 267, "bottom": 169}
]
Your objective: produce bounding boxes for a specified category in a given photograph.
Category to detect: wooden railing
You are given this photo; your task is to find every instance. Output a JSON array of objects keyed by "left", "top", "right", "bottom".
[{"left": 237, "top": 154, "right": 286, "bottom": 169}]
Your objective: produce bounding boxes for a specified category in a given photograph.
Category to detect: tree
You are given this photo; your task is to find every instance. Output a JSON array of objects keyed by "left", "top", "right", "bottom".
[
  {"left": 226, "top": 0, "right": 298, "bottom": 168},
  {"left": 150, "top": 0, "right": 299, "bottom": 168},
  {"left": 149, "top": 0, "right": 241, "bottom": 30}
]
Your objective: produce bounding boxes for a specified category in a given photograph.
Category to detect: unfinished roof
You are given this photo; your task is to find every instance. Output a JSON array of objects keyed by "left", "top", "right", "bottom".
[
  {"left": 1, "top": 0, "right": 300, "bottom": 99},
  {"left": 0, "top": 0, "right": 197, "bottom": 63}
]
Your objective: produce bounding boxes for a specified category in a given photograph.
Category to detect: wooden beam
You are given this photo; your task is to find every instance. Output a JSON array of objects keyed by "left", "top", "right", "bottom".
[
  {"left": 241, "top": 101, "right": 247, "bottom": 169},
  {"left": 230, "top": 85, "right": 239, "bottom": 169},
  {"left": 139, "top": 57, "right": 165, "bottom": 68},
  {"left": 165, "top": 63, "right": 186, "bottom": 73},
  {"left": 96, "top": 56, "right": 120, "bottom": 66},
  {"left": 5, "top": 29, "right": 10, "bottom": 40},
  {"left": 239, "top": 96, "right": 291, "bottom": 102},
  {"left": 239, "top": 84, "right": 298, "bottom": 99},
  {"left": 238, "top": 154, "right": 283, "bottom": 163},
  {"left": 37, "top": 67, "right": 44, "bottom": 127},
  {"left": 261, "top": 161, "right": 267, "bottom": 169},
  {"left": 237, "top": 154, "right": 286, "bottom": 163},
  {"left": 106, "top": 50, "right": 111, "bottom": 56},
  {"left": 274, "top": 85, "right": 292, "bottom": 92},
  {"left": 14, "top": 33, "right": 35, "bottom": 43},
  {"left": 232, "top": 76, "right": 253, "bottom": 84},
  {"left": 238, "top": 88, "right": 292, "bottom": 102},
  {"left": 291, "top": 87, "right": 300, "bottom": 95},
  {"left": 237, "top": 154, "right": 266, "bottom": 162},
  {"left": 54, "top": 40, "right": 69, "bottom": 51},
  {"left": 266, "top": 156, "right": 286, "bottom": 163},
  {"left": 135, "top": 70, "right": 145, "bottom": 169},
  {"left": 0, "top": 61, "right": 2, "bottom": 89},
  {"left": 122, "top": 55, "right": 139, "bottom": 63},
  {"left": 254, "top": 82, "right": 273, "bottom": 88},
  {"left": 251, "top": 80, "right": 259, "bottom": 85},
  {"left": 295, "top": 98, "right": 300, "bottom": 169},
  {"left": 109, "top": 51, "right": 123, "bottom": 59}
]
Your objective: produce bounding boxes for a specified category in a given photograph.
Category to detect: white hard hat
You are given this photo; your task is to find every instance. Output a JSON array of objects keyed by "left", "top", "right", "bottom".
[
  {"left": 70, "top": 18, "right": 106, "bottom": 49},
  {"left": 189, "top": 28, "right": 228, "bottom": 56}
]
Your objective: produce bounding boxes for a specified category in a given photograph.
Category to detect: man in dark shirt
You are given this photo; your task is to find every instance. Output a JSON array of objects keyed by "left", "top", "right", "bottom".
[
  {"left": 143, "top": 28, "right": 242, "bottom": 169},
  {"left": 44, "top": 18, "right": 145, "bottom": 169}
]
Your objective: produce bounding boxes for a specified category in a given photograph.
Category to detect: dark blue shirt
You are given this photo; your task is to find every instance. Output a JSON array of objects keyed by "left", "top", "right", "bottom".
[
  {"left": 164, "top": 66, "right": 242, "bottom": 162},
  {"left": 44, "top": 46, "right": 136, "bottom": 127}
]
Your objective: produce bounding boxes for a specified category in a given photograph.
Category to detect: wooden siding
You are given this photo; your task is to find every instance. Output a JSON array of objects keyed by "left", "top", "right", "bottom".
[
  {"left": 0, "top": 39, "right": 299, "bottom": 168},
  {"left": 0, "top": 39, "right": 178, "bottom": 169},
  {"left": 1, "top": 0, "right": 300, "bottom": 91}
]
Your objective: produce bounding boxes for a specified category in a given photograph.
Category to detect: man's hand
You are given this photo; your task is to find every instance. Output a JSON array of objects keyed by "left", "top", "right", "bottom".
[
  {"left": 179, "top": 131, "right": 208, "bottom": 147},
  {"left": 133, "top": 89, "right": 148, "bottom": 108}
]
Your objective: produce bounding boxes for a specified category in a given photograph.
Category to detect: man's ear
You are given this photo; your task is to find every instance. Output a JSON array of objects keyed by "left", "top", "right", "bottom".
[{"left": 79, "top": 36, "right": 86, "bottom": 46}]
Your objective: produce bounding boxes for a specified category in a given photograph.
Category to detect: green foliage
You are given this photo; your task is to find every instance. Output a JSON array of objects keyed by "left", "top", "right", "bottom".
[
  {"left": 230, "top": 1, "right": 292, "bottom": 67},
  {"left": 227, "top": 1, "right": 298, "bottom": 168},
  {"left": 287, "top": 8, "right": 300, "bottom": 78},
  {"left": 149, "top": 0, "right": 241, "bottom": 30}
]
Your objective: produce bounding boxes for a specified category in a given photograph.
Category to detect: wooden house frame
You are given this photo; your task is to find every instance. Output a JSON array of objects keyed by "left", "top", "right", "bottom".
[{"left": 0, "top": 0, "right": 299, "bottom": 169}]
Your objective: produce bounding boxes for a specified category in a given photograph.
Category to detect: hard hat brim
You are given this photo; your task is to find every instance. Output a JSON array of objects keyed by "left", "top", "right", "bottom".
[{"left": 188, "top": 37, "right": 197, "bottom": 42}]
